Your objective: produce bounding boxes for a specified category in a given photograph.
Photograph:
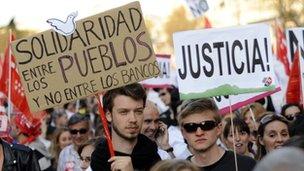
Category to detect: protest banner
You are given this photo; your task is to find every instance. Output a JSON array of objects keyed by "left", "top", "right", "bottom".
[
  {"left": 185, "top": 0, "right": 209, "bottom": 18},
  {"left": 286, "top": 28, "right": 304, "bottom": 105},
  {"left": 215, "top": 86, "right": 281, "bottom": 115},
  {"left": 141, "top": 54, "right": 172, "bottom": 88},
  {"left": 11, "top": 1, "right": 159, "bottom": 112},
  {"left": 286, "top": 27, "right": 304, "bottom": 66},
  {"left": 173, "top": 24, "right": 276, "bottom": 100}
]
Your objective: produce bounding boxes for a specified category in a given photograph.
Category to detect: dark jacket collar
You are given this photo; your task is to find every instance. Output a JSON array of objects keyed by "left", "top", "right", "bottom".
[
  {"left": 115, "top": 134, "right": 161, "bottom": 170},
  {"left": 1, "top": 139, "right": 17, "bottom": 167}
]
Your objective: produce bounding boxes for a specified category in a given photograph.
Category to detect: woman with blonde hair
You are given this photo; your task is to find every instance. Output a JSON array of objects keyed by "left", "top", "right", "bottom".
[
  {"left": 150, "top": 159, "right": 199, "bottom": 171},
  {"left": 50, "top": 127, "right": 72, "bottom": 170},
  {"left": 256, "top": 113, "right": 290, "bottom": 160}
]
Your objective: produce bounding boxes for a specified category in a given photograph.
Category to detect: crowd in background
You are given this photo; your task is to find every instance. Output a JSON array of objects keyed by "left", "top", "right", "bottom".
[{"left": 1, "top": 83, "right": 304, "bottom": 171}]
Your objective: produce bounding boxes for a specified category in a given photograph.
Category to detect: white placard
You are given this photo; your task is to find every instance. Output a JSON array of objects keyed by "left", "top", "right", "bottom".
[
  {"left": 141, "top": 54, "right": 171, "bottom": 88},
  {"left": 173, "top": 24, "right": 276, "bottom": 100},
  {"left": 185, "top": 0, "right": 209, "bottom": 18}
]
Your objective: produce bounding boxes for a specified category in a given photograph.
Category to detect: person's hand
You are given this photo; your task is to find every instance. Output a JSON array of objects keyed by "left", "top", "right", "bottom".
[
  {"left": 108, "top": 156, "right": 134, "bottom": 171},
  {"left": 156, "top": 121, "right": 170, "bottom": 150}
]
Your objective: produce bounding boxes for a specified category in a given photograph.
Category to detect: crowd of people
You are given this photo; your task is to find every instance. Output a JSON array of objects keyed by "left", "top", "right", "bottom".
[{"left": 1, "top": 83, "right": 304, "bottom": 171}]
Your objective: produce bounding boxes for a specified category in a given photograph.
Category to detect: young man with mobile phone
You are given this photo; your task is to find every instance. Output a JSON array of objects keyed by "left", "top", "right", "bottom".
[
  {"left": 179, "top": 98, "right": 256, "bottom": 171},
  {"left": 141, "top": 101, "right": 175, "bottom": 159}
]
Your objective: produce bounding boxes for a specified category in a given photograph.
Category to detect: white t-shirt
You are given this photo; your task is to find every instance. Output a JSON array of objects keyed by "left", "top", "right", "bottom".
[
  {"left": 168, "top": 126, "right": 192, "bottom": 159},
  {"left": 57, "top": 144, "right": 82, "bottom": 171}
]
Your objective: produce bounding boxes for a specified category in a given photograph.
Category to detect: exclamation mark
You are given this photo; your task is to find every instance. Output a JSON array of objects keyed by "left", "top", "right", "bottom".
[{"left": 264, "top": 38, "right": 270, "bottom": 71}]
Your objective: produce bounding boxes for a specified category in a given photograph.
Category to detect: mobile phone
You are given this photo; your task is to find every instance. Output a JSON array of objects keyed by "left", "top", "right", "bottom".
[{"left": 155, "top": 127, "right": 165, "bottom": 138}]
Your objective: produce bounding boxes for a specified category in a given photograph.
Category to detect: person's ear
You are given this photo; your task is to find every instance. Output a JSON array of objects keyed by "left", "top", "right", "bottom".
[
  {"left": 223, "top": 138, "right": 229, "bottom": 147},
  {"left": 106, "top": 111, "right": 112, "bottom": 122},
  {"left": 258, "top": 136, "right": 265, "bottom": 146},
  {"left": 180, "top": 125, "right": 186, "bottom": 137},
  {"left": 15, "top": 127, "right": 21, "bottom": 135},
  {"left": 216, "top": 123, "right": 222, "bottom": 137},
  {"left": 88, "top": 130, "right": 94, "bottom": 139}
]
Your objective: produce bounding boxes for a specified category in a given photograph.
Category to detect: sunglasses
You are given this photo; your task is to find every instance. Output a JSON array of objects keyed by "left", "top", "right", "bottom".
[
  {"left": 259, "top": 114, "right": 287, "bottom": 125},
  {"left": 284, "top": 112, "right": 301, "bottom": 121},
  {"left": 182, "top": 120, "right": 217, "bottom": 133},
  {"left": 251, "top": 130, "right": 258, "bottom": 137},
  {"left": 69, "top": 128, "right": 88, "bottom": 135},
  {"left": 285, "top": 115, "right": 295, "bottom": 121},
  {"left": 80, "top": 156, "right": 91, "bottom": 162},
  {"left": 159, "top": 92, "right": 168, "bottom": 97}
]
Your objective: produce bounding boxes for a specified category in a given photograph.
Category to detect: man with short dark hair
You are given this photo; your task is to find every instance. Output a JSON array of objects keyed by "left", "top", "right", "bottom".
[
  {"left": 57, "top": 113, "right": 91, "bottom": 171},
  {"left": 91, "top": 83, "right": 161, "bottom": 171},
  {"left": 179, "top": 98, "right": 256, "bottom": 171}
]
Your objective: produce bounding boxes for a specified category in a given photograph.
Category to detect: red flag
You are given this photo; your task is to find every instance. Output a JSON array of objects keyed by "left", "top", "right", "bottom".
[
  {"left": 204, "top": 16, "right": 212, "bottom": 28},
  {"left": 286, "top": 50, "right": 301, "bottom": 104},
  {"left": 13, "top": 112, "right": 42, "bottom": 144},
  {"left": 0, "top": 34, "right": 33, "bottom": 120},
  {"left": 0, "top": 55, "right": 3, "bottom": 78},
  {"left": 276, "top": 26, "right": 290, "bottom": 76}
]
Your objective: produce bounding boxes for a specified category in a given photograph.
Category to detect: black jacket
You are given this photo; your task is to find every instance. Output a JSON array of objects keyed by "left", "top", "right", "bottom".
[
  {"left": 91, "top": 134, "right": 161, "bottom": 171},
  {"left": 2, "top": 139, "right": 41, "bottom": 171},
  {"left": 187, "top": 151, "right": 256, "bottom": 171}
]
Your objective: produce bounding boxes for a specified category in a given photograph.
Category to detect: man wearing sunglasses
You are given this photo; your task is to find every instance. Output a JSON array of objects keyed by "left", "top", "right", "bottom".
[
  {"left": 178, "top": 98, "right": 256, "bottom": 171},
  {"left": 91, "top": 83, "right": 161, "bottom": 171},
  {"left": 58, "top": 113, "right": 91, "bottom": 171}
]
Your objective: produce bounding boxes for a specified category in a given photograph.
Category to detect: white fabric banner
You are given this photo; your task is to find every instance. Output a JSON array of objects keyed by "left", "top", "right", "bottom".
[
  {"left": 173, "top": 24, "right": 276, "bottom": 100},
  {"left": 185, "top": 0, "right": 209, "bottom": 18},
  {"left": 141, "top": 54, "right": 172, "bottom": 88}
]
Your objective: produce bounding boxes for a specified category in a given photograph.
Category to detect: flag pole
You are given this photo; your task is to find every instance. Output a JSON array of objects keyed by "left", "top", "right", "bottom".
[
  {"left": 7, "top": 29, "right": 12, "bottom": 121},
  {"left": 95, "top": 93, "right": 115, "bottom": 157},
  {"left": 299, "top": 49, "right": 304, "bottom": 108},
  {"left": 229, "top": 95, "right": 238, "bottom": 171}
]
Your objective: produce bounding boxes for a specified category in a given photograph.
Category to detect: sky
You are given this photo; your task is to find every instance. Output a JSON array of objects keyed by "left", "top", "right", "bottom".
[{"left": 0, "top": 0, "right": 190, "bottom": 31}]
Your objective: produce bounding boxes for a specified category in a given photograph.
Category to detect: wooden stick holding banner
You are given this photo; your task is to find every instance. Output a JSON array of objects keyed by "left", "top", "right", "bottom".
[
  {"left": 229, "top": 96, "right": 238, "bottom": 171},
  {"left": 249, "top": 106, "right": 258, "bottom": 130},
  {"left": 95, "top": 94, "right": 115, "bottom": 157},
  {"left": 299, "top": 49, "right": 304, "bottom": 108},
  {"left": 8, "top": 29, "right": 12, "bottom": 121}
]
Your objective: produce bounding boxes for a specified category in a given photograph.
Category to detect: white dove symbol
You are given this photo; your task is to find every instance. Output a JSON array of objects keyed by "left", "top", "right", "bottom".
[{"left": 47, "top": 11, "right": 78, "bottom": 36}]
